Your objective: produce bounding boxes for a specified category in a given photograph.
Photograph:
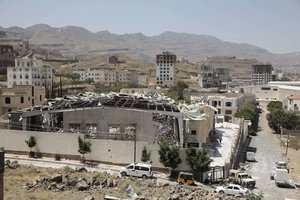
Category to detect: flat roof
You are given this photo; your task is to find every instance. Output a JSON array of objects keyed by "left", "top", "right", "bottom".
[{"left": 210, "top": 122, "right": 240, "bottom": 167}]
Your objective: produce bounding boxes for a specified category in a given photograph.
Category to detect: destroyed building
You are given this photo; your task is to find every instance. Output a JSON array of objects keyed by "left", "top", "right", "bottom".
[{"left": 9, "top": 92, "right": 216, "bottom": 148}]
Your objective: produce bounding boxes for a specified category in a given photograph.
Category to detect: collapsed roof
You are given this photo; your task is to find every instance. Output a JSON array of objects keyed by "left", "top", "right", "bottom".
[{"left": 15, "top": 92, "right": 180, "bottom": 113}]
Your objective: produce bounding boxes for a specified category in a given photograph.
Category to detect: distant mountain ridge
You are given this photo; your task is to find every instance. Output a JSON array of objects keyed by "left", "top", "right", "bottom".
[{"left": 1, "top": 24, "right": 300, "bottom": 67}]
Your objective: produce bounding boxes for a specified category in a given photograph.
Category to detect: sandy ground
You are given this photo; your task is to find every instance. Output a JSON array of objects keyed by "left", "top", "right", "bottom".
[{"left": 283, "top": 146, "right": 300, "bottom": 182}]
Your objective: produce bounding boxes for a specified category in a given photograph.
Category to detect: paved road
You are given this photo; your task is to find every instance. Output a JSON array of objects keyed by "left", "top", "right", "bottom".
[{"left": 246, "top": 102, "right": 299, "bottom": 200}]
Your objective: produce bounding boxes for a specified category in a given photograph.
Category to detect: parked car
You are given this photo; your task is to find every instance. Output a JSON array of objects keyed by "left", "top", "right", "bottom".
[
  {"left": 246, "top": 152, "right": 255, "bottom": 162},
  {"left": 215, "top": 184, "right": 249, "bottom": 196},
  {"left": 120, "top": 163, "right": 153, "bottom": 179}
]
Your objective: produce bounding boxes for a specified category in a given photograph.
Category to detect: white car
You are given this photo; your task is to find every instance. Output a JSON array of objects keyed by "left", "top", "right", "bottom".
[
  {"left": 215, "top": 184, "right": 249, "bottom": 196},
  {"left": 120, "top": 163, "right": 153, "bottom": 179}
]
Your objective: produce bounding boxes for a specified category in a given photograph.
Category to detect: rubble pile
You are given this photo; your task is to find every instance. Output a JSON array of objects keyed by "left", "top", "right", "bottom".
[
  {"left": 5, "top": 160, "right": 20, "bottom": 169},
  {"left": 153, "top": 113, "right": 177, "bottom": 144},
  {"left": 136, "top": 184, "right": 241, "bottom": 200},
  {"left": 25, "top": 172, "right": 119, "bottom": 192}
]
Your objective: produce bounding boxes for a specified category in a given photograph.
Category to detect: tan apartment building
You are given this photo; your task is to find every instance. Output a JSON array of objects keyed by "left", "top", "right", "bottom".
[
  {"left": 74, "top": 68, "right": 138, "bottom": 86},
  {"left": 183, "top": 105, "right": 216, "bottom": 147},
  {"left": 0, "top": 85, "right": 45, "bottom": 116}
]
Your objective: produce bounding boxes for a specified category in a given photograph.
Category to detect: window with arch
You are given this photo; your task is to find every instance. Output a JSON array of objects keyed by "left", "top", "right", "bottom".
[{"left": 225, "top": 102, "right": 232, "bottom": 107}]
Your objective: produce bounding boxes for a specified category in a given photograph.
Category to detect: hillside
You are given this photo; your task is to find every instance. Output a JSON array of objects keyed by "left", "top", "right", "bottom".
[{"left": 1, "top": 24, "right": 300, "bottom": 67}]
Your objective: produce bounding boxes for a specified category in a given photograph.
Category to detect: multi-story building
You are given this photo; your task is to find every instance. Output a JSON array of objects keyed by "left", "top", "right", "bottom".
[
  {"left": 198, "top": 64, "right": 231, "bottom": 88},
  {"left": 0, "top": 85, "right": 45, "bottom": 116},
  {"left": 73, "top": 68, "right": 138, "bottom": 86},
  {"left": 156, "top": 52, "right": 176, "bottom": 87},
  {"left": 7, "top": 58, "right": 53, "bottom": 92},
  {"left": 251, "top": 63, "right": 273, "bottom": 84},
  {"left": 190, "top": 93, "right": 255, "bottom": 123},
  {"left": 0, "top": 44, "right": 15, "bottom": 74}
]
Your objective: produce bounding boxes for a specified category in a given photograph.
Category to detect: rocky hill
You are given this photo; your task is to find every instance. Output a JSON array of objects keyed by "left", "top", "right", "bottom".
[{"left": 1, "top": 24, "right": 300, "bottom": 67}]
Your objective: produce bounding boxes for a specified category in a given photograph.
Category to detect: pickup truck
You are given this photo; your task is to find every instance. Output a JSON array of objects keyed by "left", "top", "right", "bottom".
[{"left": 229, "top": 170, "right": 256, "bottom": 188}]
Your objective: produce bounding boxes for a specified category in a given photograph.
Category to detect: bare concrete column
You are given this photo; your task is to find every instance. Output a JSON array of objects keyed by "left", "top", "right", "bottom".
[
  {"left": 22, "top": 117, "right": 27, "bottom": 130},
  {"left": 0, "top": 149, "right": 4, "bottom": 200},
  {"left": 177, "top": 115, "right": 184, "bottom": 147}
]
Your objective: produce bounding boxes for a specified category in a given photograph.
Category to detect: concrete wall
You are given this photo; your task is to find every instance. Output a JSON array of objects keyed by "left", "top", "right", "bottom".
[
  {"left": 63, "top": 107, "right": 156, "bottom": 143},
  {"left": 0, "top": 129, "right": 192, "bottom": 170}
]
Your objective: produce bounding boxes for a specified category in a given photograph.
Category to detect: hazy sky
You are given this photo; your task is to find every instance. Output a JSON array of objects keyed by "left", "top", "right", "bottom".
[{"left": 0, "top": 0, "right": 300, "bottom": 53}]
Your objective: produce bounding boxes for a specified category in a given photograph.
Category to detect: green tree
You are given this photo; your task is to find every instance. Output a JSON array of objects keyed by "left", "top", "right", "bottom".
[
  {"left": 186, "top": 148, "right": 212, "bottom": 181},
  {"left": 266, "top": 109, "right": 285, "bottom": 133},
  {"left": 282, "top": 112, "right": 299, "bottom": 130},
  {"left": 177, "top": 81, "right": 188, "bottom": 100},
  {"left": 25, "top": 136, "right": 37, "bottom": 158},
  {"left": 234, "top": 102, "right": 259, "bottom": 133},
  {"left": 267, "top": 108, "right": 299, "bottom": 133},
  {"left": 85, "top": 78, "right": 94, "bottom": 84},
  {"left": 78, "top": 136, "right": 92, "bottom": 163},
  {"left": 234, "top": 102, "right": 256, "bottom": 121},
  {"left": 158, "top": 142, "right": 181, "bottom": 177},
  {"left": 165, "top": 81, "right": 189, "bottom": 102},
  {"left": 267, "top": 101, "right": 283, "bottom": 112},
  {"left": 141, "top": 146, "right": 151, "bottom": 163}
]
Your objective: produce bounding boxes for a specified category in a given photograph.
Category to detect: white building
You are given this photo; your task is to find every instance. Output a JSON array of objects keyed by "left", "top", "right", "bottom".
[
  {"left": 7, "top": 58, "right": 53, "bottom": 91},
  {"left": 156, "top": 52, "right": 176, "bottom": 87},
  {"left": 190, "top": 93, "right": 255, "bottom": 123},
  {"left": 73, "top": 68, "right": 138, "bottom": 86}
]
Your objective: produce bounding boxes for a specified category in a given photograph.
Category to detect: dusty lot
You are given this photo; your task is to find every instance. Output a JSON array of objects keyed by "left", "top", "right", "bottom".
[{"left": 3, "top": 164, "right": 240, "bottom": 200}]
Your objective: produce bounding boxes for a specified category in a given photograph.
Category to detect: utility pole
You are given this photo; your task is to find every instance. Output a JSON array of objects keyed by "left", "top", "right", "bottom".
[
  {"left": 134, "top": 131, "right": 136, "bottom": 163},
  {"left": 286, "top": 132, "right": 290, "bottom": 156},
  {"left": 0, "top": 149, "right": 4, "bottom": 200}
]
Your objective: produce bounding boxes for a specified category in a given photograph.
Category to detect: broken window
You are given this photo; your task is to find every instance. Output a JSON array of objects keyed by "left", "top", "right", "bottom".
[
  {"left": 191, "top": 130, "right": 197, "bottom": 135},
  {"left": 124, "top": 124, "right": 136, "bottom": 140},
  {"left": 69, "top": 123, "right": 80, "bottom": 134},
  {"left": 108, "top": 124, "right": 121, "bottom": 140},
  {"left": 86, "top": 124, "right": 97, "bottom": 138}
]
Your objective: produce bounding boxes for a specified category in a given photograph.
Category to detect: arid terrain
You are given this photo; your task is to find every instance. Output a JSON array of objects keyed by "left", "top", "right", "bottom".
[{"left": 3, "top": 163, "right": 242, "bottom": 200}]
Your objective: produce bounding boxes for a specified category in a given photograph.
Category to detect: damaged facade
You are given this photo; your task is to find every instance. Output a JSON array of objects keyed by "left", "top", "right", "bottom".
[{"left": 9, "top": 92, "right": 215, "bottom": 148}]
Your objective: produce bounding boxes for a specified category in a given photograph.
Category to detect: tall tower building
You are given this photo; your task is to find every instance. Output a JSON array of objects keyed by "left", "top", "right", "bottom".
[
  {"left": 156, "top": 52, "right": 176, "bottom": 87},
  {"left": 251, "top": 63, "right": 273, "bottom": 84}
]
